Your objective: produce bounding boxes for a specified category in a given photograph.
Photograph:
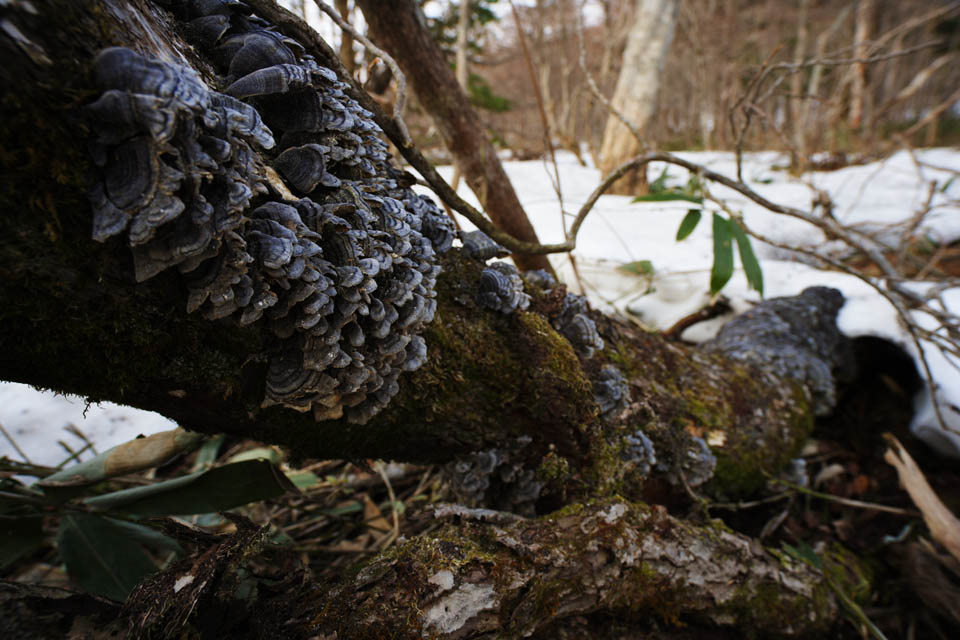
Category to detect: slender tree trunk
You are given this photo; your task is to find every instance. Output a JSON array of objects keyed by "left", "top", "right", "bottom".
[
  {"left": 598, "top": 0, "right": 678, "bottom": 195},
  {"left": 334, "top": 0, "right": 356, "bottom": 75},
  {"left": 355, "top": 0, "right": 553, "bottom": 274},
  {"left": 788, "top": 0, "right": 809, "bottom": 167},
  {"left": 446, "top": 0, "right": 470, "bottom": 212},
  {"left": 801, "top": 4, "right": 853, "bottom": 158},
  {"left": 849, "top": 0, "right": 872, "bottom": 130}
]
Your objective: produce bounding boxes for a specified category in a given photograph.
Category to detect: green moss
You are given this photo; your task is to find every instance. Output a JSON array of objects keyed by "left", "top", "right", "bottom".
[
  {"left": 276, "top": 251, "right": 600, "bottom": 462},
  {"left": 823, "top": 543, "right": 873, "bottom": 605},
  {"left": 597, "top": 325, "right": 814, "bottom": 501}
]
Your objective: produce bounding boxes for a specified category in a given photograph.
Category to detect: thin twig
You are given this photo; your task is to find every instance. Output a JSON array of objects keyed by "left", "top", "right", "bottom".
[
  {"left": 374, "top": 460, "right": 400, "bottom": 550},
  {"left": 508, "top": 0, "right": 584, "bottom": 289},
  {"left": 709, "top": 491, "right": 793, "bottom": 512},
  {"left": 64, "top": 423, "right": 98, "bottom": 456},
  {"left": 771, "top": 477, "right": 919, "bottom": 517},
  {"left": 311, "top": 0, "right": 410, "bottom": 144},
  {"left": 0, "top": 420, "right": 32, "bottom": 464}
]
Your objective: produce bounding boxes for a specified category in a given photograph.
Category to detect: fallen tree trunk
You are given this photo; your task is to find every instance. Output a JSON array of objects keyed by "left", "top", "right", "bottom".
[
  {"left": 3, "top": 500, "right": 848, "bottom": 639},
  {"left": 308, "top": 499, "right": 840, "bottom": 638},
  {"left": 0, "top": 0, "right": 813, "bottom": 493},
  {"left": 0, "top": 1, "right": 858, "bottom": 636}
]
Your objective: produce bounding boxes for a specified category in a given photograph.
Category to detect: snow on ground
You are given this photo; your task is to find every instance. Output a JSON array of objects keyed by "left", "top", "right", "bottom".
[
  {"left": 2, "top": 149, "right": 959, "bottom": 465},
  {"left": 0, "top": 383, "right": 176, "bottom": 468}
]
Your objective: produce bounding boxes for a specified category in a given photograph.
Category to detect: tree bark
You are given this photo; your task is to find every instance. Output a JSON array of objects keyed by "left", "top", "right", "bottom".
[
  {"left": 597, "top": 0, "right": 678, "bottom": 195},
  {"left": 334, "top": 0, "right": 356, "bottom": 75},
  {"left": 849, "top": 0, "right": 873, "bottom": 130},
  {"left": 355, "top": 0, "right": 553, "bottom": 274},
  {"left": 307, "top": 500, "right": 840, "bottom": 638},
  {"left": 2, "top": 499, "right": 848, "bottom": 639},
  {"left": 0, "top": 1, "right": 854, "bottom": 636},
  {"left": 788, "top": 0, "right": 809, "bottom": 167}
]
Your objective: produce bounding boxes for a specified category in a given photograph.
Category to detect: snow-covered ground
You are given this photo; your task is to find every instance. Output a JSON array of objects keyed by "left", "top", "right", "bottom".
[{"left": 2, "top": 149, "right": 959, "bottom": 465}]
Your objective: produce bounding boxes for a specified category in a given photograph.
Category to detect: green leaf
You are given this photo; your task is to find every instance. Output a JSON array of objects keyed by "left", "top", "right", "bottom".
[
  {"left": 0, "top": 515, "right": 44, "bottom": 568},
  {"left": 228, "top": 447, "right": 283, "bottom": 464},
  {"left": 56, "top": 514, "right": 161, "bottom": 601},
  {"left": 104, "top": 517, "right": 184, "bottom": 556},
  {"left": 649, "top": 167, "right": 671, "bottom": 193},
  {"left": 685, "top": 173, "right": 704, "bottom": 196},
  {"left": 710, "top": 214, "right": 734, "bottom": 296},
  {"left": 729, "top": 219, "right": 764, "bottom": 296},
  {"left": 632, "top": 191, "right": 703, "bottom": 204},
  {"left": 83, "top": 459, "right": 297, "bottom": 516},
  {"left": 192, "top": 434, "right": 226, "bottom": 472},
  {"left": 781, "top": 541, "right": 823, "bottom": 569},
  {"left": 285, "top": 470, "right": 322, "bottom": 490},
  {"left": 320, "top": 501, "right": 364, "bottom": 517},
  {"left": 618, "top": 260, "right": 655, "bottom": 276},
  {"left": 675, "top": 209, "right": 702, "bottom": 241}
]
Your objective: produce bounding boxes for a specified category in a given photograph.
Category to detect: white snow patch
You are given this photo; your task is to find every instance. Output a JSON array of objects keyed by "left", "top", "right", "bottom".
[
  {"left": 416, "top": 148, "right": 960, "bottom": 458},
  {"left": 0, "top": 382, "right": 176, "bottom": 467},
  {"left": 423, "top": 582, "right": 497, "bottom": 634}
]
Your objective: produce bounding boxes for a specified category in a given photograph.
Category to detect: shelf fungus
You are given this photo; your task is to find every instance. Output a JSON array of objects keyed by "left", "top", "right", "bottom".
[
  {"left": 593, "top": 364, "right": 630, "bottom": 422},
  {"left": 702, "top": 286, "right": 855, "bottom": 416},
  {"left": 622, "top": 429, "right": 657, "bottom": 476},
  {"left": 662, "top": 436, "right": 717, "bottom": 488},
  {"left": 520, "top": 269, "right": 605, "bottom": 358},
  {"left": 460, "top": 229, "right": 509, "bottom": 262},
  {"left": 445, "top": 436, "right": 543, "bottom": 514},
  {"left": 476, "top": 261, "right": 531, "bottom": 314},
  {"left": 86, "top": 0, "right": 455, "bottom": 424}
]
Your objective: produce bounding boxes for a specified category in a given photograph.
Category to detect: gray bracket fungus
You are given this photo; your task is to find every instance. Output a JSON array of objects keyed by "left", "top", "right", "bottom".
[
  {"left": 657, "top": 435, "right": 717, "bottom": 488},
  {"left": 622, "top": 429, "right": 657, "bottom": 476},
  {"left": 701, "top": 286, "right": 855, "bottom": 416},
  {"left": 521, "top": 269, "right": 605, "bottom": 359},
  {"left": 85, "top": 0, "right": 455, "bottom": 424},
  {"left": 460, "top": 229, "right": 509, "bottom": 262},
  {"left": 593, "top": 364, "right": 630, "bottom": 423},
  {"left": 476, "top": 261, "right": 531, "bottom": 315},
  {"left": 445, "top": 436, "right": 543, "bottom": 514}
]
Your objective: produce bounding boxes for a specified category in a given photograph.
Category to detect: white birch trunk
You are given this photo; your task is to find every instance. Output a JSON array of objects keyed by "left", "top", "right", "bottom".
[{"left": 598, "top": 0, "right": 678, "bottom": 194}]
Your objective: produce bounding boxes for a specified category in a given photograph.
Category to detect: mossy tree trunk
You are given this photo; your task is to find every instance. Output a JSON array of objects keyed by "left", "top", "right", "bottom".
[{"left": 0, "top": 1, "right": 851, "bottom": 637}]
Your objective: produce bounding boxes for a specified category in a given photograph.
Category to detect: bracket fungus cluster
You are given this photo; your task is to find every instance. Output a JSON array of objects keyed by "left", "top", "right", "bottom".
[
  {"left": 622, "top": 430, "right": 658, "bottom": 477},
  {"left": 593, "top": 364, "right": 629, "bottom": 423},
  {"left": 477, "top": 261, "right": 531, "bottom": 315},
  {"left": 86, "top": 0, "right": 455, "bottom": 423},
  {"left": 702, "top": 286, "right": 855, "bottom": 416},
  {"left": 522, "top": 270, "right": 605, "bottom": 358},
  {"left": 445, "top": 436, "right": 543, "bottom": 513}
]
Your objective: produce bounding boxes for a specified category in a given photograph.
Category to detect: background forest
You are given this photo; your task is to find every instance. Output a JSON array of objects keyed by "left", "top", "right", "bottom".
[{"left": 286, "top": 0, "right": 960, "bottom": 166}]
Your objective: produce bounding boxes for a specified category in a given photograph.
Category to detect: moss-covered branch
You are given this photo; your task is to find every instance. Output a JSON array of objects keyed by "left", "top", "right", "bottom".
[
  {"left": 0, "top": 0, "right": 822, "bottom": 494},
  {"left": 1, "top": 499, "right": 853, "bottom": 638},
  {"left": 308, "top": 499, "right": 840, "bottom": 638}
]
